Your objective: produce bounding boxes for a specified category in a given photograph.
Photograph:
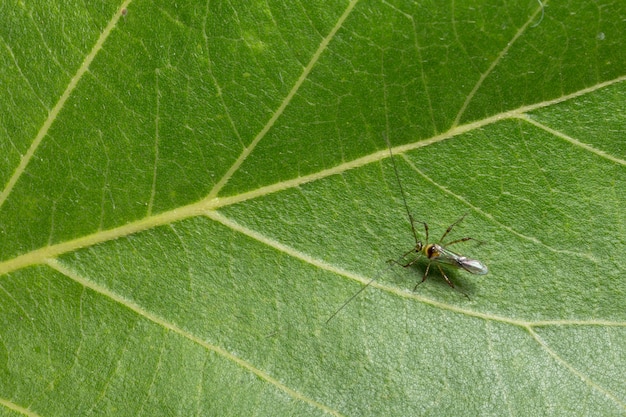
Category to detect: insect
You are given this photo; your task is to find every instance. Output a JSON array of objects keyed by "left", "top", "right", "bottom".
[
  {"left": 325, "top": 134, "right": 487, "bottom": 323},
  {"left": 392, "top": 213, "right": 488, "bottom": 293}
]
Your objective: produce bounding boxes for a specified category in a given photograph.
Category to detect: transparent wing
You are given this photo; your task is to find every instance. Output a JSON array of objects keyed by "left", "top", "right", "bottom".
[{"left": 431, "top": 245, "right": 488, "bottom": 275}]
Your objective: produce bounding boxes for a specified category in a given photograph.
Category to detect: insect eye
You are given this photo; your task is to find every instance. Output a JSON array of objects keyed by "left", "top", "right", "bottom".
[{"left": 427, "top": 246, "right": 439, "bottom": 257}]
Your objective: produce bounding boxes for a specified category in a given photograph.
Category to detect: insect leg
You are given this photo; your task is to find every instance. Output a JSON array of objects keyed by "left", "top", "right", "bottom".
[
  {"left": 413, "top": 262, "right": 431, "bottom": 291},
  {"left": 445, "top": 236, "right": 474, "bottom": 246},
  {"left": 436, "top": 264, "right": 455, "bottom": 288},
  {"left": 388, "top": 254, "right": 419, "bottom": 269},
  {"left": 422, "top": 221, "right": 429, "bottom": 243},
  {"left": 438, "top": 213, "right": 468, "bottom": 243},
  {"left": 436, "top": 265, "right": 471, "bottom": 300}
]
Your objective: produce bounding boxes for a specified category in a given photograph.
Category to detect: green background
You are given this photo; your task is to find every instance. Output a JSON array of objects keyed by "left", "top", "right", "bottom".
[{"left": 1, "top": 0, "right": 625, "bottom": 416}]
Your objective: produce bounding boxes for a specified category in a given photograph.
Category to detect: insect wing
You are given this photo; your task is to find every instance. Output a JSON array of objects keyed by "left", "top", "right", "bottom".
[
  {"left": 431, "top": 245, "right": 488, "bottom": 275},
  {"left": 458, "top": 258, "right": 488, "bottom": 275}
]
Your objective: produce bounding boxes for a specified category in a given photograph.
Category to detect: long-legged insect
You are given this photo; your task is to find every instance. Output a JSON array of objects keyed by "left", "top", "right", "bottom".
[
  {"left": 325, "top": 134, "right": 487, "bottom": 323},
  {"left": 392, "top": 213, "right": 488, "bottom": 294}
]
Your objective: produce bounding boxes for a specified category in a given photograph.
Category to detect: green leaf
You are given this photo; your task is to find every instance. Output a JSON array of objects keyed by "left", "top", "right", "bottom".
[{"left": 1, "top": 1, "right": 625, "bottom": 416}]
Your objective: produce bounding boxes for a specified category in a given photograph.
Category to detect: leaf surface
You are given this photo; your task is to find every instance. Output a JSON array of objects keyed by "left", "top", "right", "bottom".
[{"left": 1, "top": 1, "right": 625, "bottom": 416}]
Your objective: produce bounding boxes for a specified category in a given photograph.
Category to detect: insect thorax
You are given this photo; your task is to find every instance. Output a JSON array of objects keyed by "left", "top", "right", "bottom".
[{"left": 425, "top": 243, "right": 442, "bottom": 259}]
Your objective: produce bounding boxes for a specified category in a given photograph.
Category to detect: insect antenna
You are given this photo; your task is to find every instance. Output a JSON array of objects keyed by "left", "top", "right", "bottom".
[
  {"left": 383, "top": 133, "right": 420, "bottom": 246},
  {"left": 325, "top": 251, "right": 406, "bottom": 323},
  {"left": 324, "top": 277, "right": 376, "bottom": 324},
  {"left": 325, "top": 134, "right": 414, "bottom": 324}
]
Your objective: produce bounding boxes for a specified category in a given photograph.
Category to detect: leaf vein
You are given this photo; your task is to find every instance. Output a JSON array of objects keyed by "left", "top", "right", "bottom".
[
  {"left": 46, "top": 259, "right": 346, "bottom": 417},
  {"left": 519, "top": 115, "right": 626, "bottom": 166},
  {"left": 452, "top": 0, "right": 551, "bottom": 127},
  {"left": 0, "top": 398, "right": 42, "bottom": 417},
  {"left": 206, "top": 0, "right": 361, "bottom": 199},
  {"left": 2, "top": 81, "right": 623, "bottom": 276},
  {"left": 400, "top": 154, "right": 601, "bottom": 263},
  {"left": 528, "top": 327, "right": 626, "bottom": 410},
  {"left": 0, "top": 1, "right": 134, "bottom": 211}
]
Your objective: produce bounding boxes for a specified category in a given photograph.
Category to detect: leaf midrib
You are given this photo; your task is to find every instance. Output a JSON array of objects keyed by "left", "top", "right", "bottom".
[{"left": 0, "top": 78, "right": 621, "bottom": 277}]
